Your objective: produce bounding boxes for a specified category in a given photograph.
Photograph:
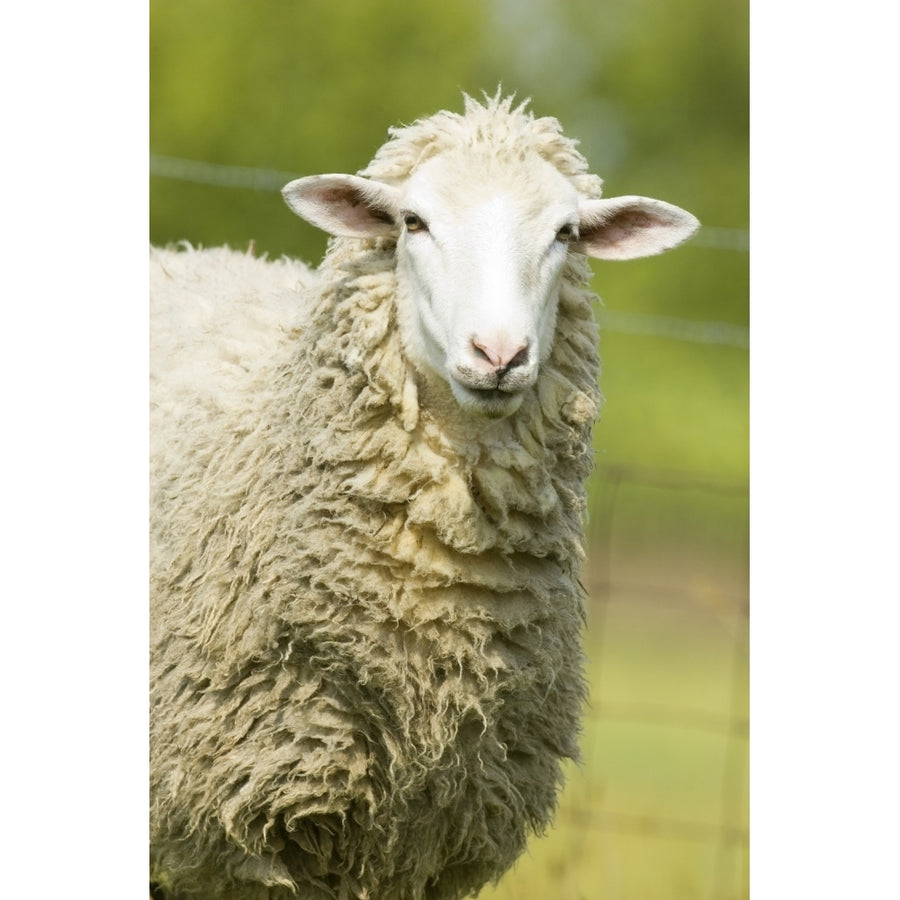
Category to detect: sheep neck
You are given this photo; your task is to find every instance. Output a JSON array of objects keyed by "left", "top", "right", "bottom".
[{"left": 288, "top": 237, "right": 602, "bottom": 571}]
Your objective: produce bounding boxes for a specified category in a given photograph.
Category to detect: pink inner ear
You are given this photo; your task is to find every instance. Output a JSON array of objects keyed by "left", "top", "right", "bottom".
[
  {"left": 321, "top": 187, "right": 360, "bottom": 207},
  {"left": 319, "top": 184, "right": 394, "bottom": 231},
  {"left": 578, "top": 197, "right": 699, "bottom": 260},
  {"left": 318, "top": 185, "right": 368, "bottom": 217},
  {"left": 284, "top": 174, "right": 399, "bottom": 237},
  {"left": 598, "top": 211, "right": 658, "bottom": 247}
]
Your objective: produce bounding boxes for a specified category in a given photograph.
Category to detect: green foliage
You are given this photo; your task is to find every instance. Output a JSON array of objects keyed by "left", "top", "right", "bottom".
[{"left": 150, "top": 0, "right": 496, "bottom": 262}]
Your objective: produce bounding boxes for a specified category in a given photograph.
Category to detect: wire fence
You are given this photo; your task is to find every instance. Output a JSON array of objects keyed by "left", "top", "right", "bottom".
[
  {"left": 568, "top": 461, "right": 750, "bottom": 900},
  {"left": 149, "top": 153, "right": 750, "bottom": 252},
  {"left": 150, "top": 153, "right": 299, "bottom": 192},
  {"left": 148, "top": 153, "right": 750, "bottom": 251},
  {"left": 595, "top": 309, "right": 748, "bottom": 349},
  {"left": 150, "top": 153, "right": 750, "bottom": 351}
]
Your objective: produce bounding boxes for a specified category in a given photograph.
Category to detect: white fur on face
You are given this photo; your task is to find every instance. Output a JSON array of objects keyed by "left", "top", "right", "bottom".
[{"left": 392, "top": 152, "right": 582, "bottom": 418}]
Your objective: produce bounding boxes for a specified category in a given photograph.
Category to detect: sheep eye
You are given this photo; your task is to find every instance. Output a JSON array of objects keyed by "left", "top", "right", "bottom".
[
  {"left": 403, "top": 213, "right": 428, "bottom": 233},
  {"left": 555, "top": 223, "right": 578, "bottom": 243}
]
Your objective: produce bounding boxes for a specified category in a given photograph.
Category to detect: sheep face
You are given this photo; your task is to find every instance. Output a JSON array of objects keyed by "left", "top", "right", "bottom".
[
  {"left": 390, "top": 150, "right": 586, "bottom": 418},
  {"left": 283, "top": 152, "right": 698, "bottom": 419}
]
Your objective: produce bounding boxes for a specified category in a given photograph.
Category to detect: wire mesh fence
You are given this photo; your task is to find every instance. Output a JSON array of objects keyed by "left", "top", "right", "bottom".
[{"left": 485, "top": 463, "right": 749, "bottom": 899}]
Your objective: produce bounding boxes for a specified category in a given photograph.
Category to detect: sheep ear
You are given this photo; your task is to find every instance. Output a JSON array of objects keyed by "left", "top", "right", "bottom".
[
  {"left": 575, "top": 196, "right": 699, "bottom": 260},
  {"left": 282, "top": 174, "right": 401, "bottom": 238}
]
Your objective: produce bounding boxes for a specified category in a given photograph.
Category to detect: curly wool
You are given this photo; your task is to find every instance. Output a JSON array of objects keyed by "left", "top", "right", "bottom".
[{"left": 150, "top": 96, "right": 602, "bottom": 900}]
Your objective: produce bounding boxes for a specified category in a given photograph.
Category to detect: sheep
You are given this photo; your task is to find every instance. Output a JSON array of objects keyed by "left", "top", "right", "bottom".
[{"left": 149, "top": 93, "right": 699, "bottom": 900}]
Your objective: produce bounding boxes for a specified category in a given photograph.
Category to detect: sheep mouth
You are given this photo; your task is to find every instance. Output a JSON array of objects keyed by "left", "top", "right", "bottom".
[
  {"left": 452, "top": 366, "right": 534, "bottom": 394},
  {"left": 449, "top": 379, "right": 527, "bottom": 418}
]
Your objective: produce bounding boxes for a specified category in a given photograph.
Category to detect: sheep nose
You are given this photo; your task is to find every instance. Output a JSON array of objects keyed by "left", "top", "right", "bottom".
[{"left": 471, "top": 337, "right": 529, "bottom": 373}]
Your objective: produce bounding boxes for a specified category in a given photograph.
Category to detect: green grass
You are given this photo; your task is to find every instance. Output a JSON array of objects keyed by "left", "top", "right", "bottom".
[{"left": 590, "top": 328, "right": 749, "bottom": 486}]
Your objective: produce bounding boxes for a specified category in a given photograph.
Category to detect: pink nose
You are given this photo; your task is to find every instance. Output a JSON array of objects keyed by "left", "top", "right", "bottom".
[{"left": 471, "top": 337, "right": 529, "bottom": 372}]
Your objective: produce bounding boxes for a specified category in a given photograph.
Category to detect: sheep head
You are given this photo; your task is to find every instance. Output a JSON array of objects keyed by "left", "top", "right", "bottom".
[{"left": 283, "top": 135, "right": 698, "bottom": 419}]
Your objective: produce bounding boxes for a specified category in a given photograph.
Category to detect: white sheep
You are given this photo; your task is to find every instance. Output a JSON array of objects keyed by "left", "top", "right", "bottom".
[{"left": 150, "top": 93, "right": 698, "bottom": 900}]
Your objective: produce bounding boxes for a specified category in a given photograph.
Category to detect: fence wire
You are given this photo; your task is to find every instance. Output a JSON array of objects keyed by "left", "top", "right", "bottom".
[
  {"left": 150, "top": 152, "right": 300, "bottom": 192},
  {"left": 596, "top": 309, "right": 749, "bottom": 349},
  {"left": 149, "top": 153, "right": 749, "bottom": 251},
  {"left": 150, "top": 153, "right": 750, "bottom": 351},
  {"left": 575, "top": 462, "right": 749, "bottom": 900}
]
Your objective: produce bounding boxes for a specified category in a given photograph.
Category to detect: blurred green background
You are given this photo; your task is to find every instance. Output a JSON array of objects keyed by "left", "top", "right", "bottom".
[{"left": 151, "top": 1, "right": 748, "bottom": 897}]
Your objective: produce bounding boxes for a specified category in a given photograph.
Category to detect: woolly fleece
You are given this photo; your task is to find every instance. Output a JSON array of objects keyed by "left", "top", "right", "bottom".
[{"left": 150, "top": 96, "right": 602, "bottom": 900}]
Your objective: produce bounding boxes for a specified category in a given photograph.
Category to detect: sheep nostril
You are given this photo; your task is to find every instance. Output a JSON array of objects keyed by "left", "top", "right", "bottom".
[
  {"left": 471, "top": 342, "right": 492, "bottom": 365},
  {"left": 471, "top": 338, "right": 529, "bottom": 372},
  {"left": 506, "top": 346, "right": 529, "bottom": 370}
]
